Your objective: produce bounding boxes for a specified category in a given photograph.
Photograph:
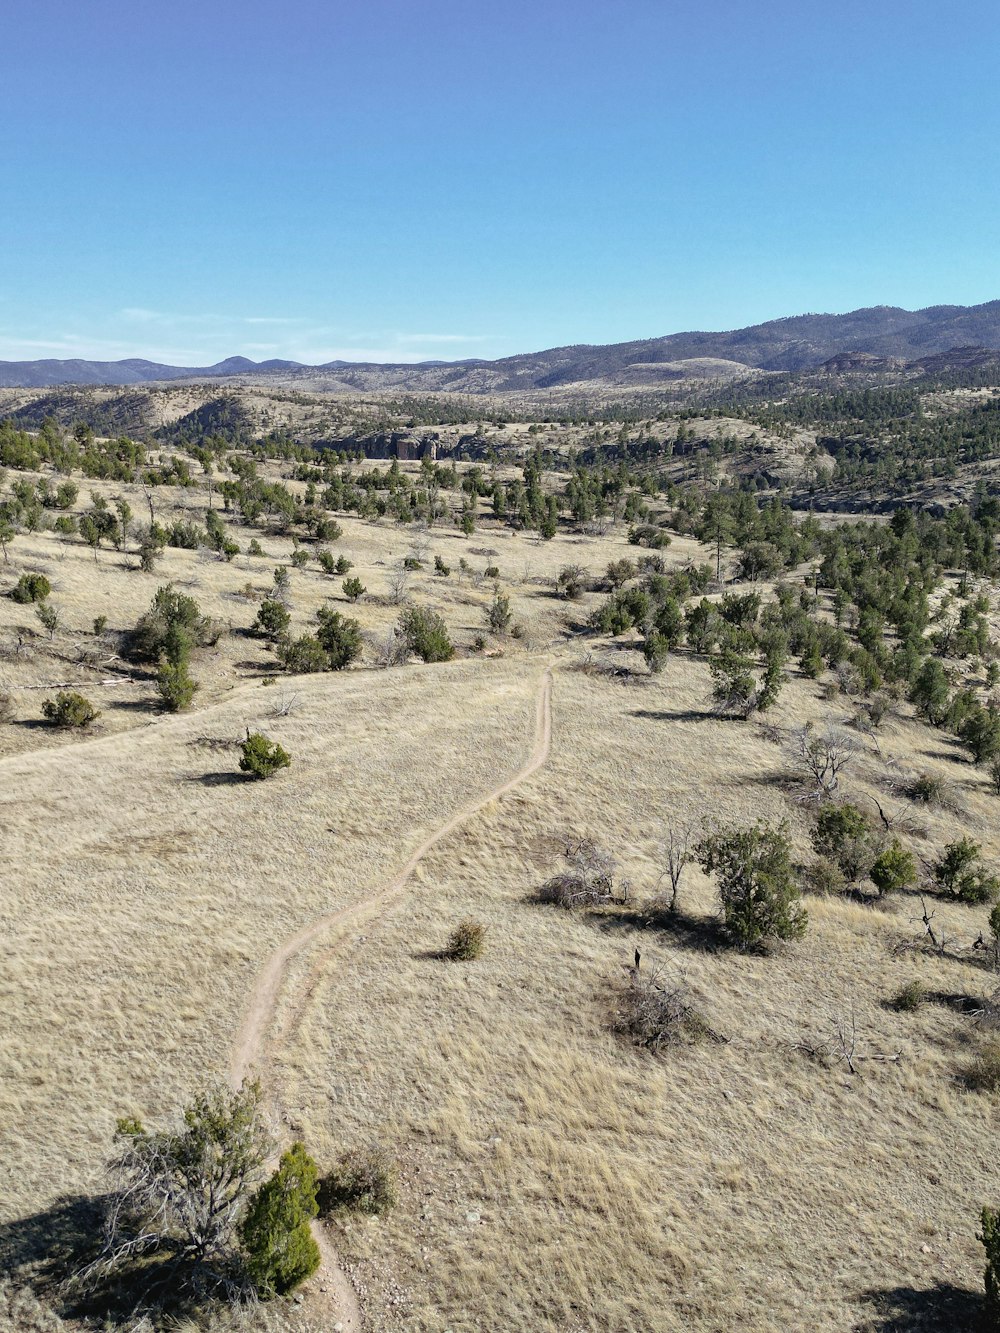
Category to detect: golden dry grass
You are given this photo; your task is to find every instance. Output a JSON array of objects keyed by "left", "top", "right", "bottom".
[
  {"left": 0, "top": 656, "right": 541, "bottom": 1220},
  {"left": 283, "top": 659, "right": 1000, "bottom": 1332},
  {"left": 2, "top": 464, "right": 1000, "bottom": 1331}
]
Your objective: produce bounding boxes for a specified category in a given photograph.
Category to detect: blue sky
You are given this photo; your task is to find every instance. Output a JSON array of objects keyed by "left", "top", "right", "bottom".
[{"left": 2, "top": 0, "right": 999, "bottom": 365}]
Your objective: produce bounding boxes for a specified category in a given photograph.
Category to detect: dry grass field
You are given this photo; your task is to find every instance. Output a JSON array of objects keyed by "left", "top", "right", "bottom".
[
  {"left": 2, "top": 448, "right": 1000, "bottom": 1332},
  {"left": 284, "top": 659, "right": 1000, "bottom": 1333}
]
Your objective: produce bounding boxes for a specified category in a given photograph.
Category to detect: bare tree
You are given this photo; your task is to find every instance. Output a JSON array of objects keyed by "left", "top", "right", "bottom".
[
  {"left": 366, "top": 626, "right": 409, "bottom": 668},
  {"left": 792, "top": 1008, "right": 901, "bottom": 1075},
  {"left": 409, "top": 527, "right": 432, "bottom": 562},
  {"left": 388, "top": 563, "right": 411, "bottom": 605},
  {"left": 654, "top": 820, "right": 698, "bottom": 913},
  {"left": 791, "top": 724, "right": 861, "bottom": 798},
  {"left": 268, "top": 691, "right": 299, "bottom": 719},
  {"left": 913, "top": 894, "right": 943, "bottom": 951},
  {"left": 76, "top": 1080, "right": 270, "bottom": 1302}
]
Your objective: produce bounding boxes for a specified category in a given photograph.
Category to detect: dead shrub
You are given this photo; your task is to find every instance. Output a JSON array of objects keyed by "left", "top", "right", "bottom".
[
  {"left": 756, "top": 721, "right": 784, "bottom": 746},
  {"left": 976, "top": 990, "right": 1000, "bottom": 1031},
  {"left": 964, "top": 1038, "right": 1000, "bottom": 1092},
  {"left": 576, "top": 653, "right": 647, "bottom": 686},
  {"left": 611, "top": 967, "right": 712, "bottom": 1053},
  {"left": 801, "top": 856, "right": 848, "bottom": 896},
  {"left": 318, "top": 1144, "right": 398, "bottom": 1216},
  {"left": 536, "top": 838, "right": 622, "bottom": 908}
]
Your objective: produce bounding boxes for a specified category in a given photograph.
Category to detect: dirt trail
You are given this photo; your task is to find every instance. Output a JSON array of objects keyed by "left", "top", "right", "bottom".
[{"left": 228, "top": 666, "right": 554, "bottom": 1330}]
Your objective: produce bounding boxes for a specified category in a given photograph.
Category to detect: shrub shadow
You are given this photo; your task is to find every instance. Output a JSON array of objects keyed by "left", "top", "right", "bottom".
[
  {"left": 187, "top": 771, "right": 250, "bottom": 787},
  {"left": 882, "top": 990, "right": 985, "bottom": 1017},
  {"left": 928, "top": 990, "right": 986, "bottom": 1015},
  {"left": 734, "top": 769, "right": 800, "bottom": 791},
  {"left": 857, "top": 1281, "right": 984, "bottom": 1331},
  {"left": 908, "top": 939, "right": 999, "bottom": 975}
]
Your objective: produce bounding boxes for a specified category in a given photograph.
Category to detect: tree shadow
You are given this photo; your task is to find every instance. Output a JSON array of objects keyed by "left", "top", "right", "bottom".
[
  {"left": 630, "top": 707, "right": 712, "bottom": 723},
  {"left": 857, "top": 1281, "right": 984, "bottom": 1331},
  {"left": 0, "top": 1192, "right": 103, "bottom": 1294},
  {"left": 0, "top": 1192, "right": 231, "bottom": 1325},
  {"left": 106, "top": 696, "right": 155, "bottom": 713},
  {"left": 917, "top": 738, "right": 968, "bottom": 762},
  {"left": 586, "top": 904, "right": 730, "bottom": 953}
]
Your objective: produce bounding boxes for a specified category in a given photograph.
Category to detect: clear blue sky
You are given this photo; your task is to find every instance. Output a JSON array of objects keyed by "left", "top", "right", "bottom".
[{"left": 2, "top": 0, "right": 999, "bottom": 365}]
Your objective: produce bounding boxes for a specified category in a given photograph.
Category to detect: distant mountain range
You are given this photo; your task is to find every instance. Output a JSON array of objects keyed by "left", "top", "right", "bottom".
[
  {"left": 4, "top": 301, "right": 1000, "bottom": 390},
  {"left": 0, "top": 355, "right": 303, "bottom": 389}
]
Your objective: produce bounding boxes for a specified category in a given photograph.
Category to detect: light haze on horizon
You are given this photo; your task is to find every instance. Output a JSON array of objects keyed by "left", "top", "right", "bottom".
[{"left": 2, "top": 0, "right": 999, "bottom": 366}]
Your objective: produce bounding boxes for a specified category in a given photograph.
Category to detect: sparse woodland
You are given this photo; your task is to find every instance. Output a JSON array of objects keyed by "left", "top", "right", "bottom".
[{"left": 5, "top": 376, "right": 1000, "bottom": 1330}]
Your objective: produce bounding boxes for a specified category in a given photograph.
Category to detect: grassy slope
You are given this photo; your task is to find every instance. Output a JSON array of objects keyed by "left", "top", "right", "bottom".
[
  {"left": 1, "top": 465, "right": 999, "bottom": 1331},
  {"left": 288, "top": 660, "right": 1000, "bottom": 1332},
  {"left": 0, "top": 658, "right": 541, "bottom": 1226}
]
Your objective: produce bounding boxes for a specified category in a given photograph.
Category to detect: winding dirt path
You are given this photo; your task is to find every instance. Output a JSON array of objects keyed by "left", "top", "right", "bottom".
[{"left": 228, "top": 666, "right": 554, "bottom": 1330}]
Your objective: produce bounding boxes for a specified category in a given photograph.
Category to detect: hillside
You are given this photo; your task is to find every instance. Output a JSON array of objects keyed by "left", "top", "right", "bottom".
[{"left": 3, "top": 400, "right": 1000, "bottom": 1331}]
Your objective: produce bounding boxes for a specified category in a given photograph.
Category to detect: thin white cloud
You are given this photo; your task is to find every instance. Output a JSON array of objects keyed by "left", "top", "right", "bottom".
[
  {"left": 119, "top": 307, "right": 165, "bottom": 322},
  {"left": 0, "top": 337, "right": 89, "bottom": 354},
  {"left": 0, "top": 332, "right": 209, "bottom": 363},
  {"left": 0, "top": 315, "right": 504, "bottom": 366},
  {"left": 396, "top": 333, "right": 493, "bottom": 344},
  {"left": 117, "top": 309, "right": 236, "bottom": 329},
  {"left": 285, "top": 345, "right": 463, "bottom": 364}
]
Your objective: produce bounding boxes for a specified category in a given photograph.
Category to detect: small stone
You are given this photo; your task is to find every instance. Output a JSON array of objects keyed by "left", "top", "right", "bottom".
[
  {"left": 921, "top": 1243, "right": 931, "bottom": 1254},
  {"left": 466, "top": 1210, "right": 481, "bottom": 1223},
  {"left": 334, "top": 1323, "right": 344, "bottom": 1331}
]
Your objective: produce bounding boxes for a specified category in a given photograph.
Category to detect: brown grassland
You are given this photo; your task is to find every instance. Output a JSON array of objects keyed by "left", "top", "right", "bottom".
[{"left": 1, "top": 446, "right": 1000, "bottom": 1332}]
